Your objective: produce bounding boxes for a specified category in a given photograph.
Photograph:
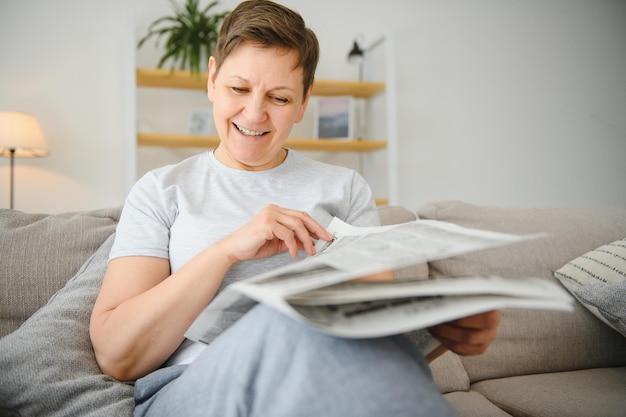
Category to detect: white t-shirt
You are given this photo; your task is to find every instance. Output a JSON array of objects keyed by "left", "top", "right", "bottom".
[{"left": 110, "top": 149, "right": 379, "bottom": 364}]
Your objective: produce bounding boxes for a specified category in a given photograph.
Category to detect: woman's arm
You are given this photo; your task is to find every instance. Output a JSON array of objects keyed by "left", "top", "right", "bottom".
[
  {"left": 90, "top": 204, "right": 333, "bottom": 381},
  {"left": 90, "top": 245, "right": 234, "bottom": 381}
]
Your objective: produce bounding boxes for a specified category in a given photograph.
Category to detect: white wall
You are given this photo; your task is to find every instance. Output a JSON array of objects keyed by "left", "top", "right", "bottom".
[
  {"left": 0, "top": 0, "right": 135, "bottom": 213},
  {"left": 398, "top": 0, "right": 626, "bottom": 209},
  {"left": 135, "top": 0, "right": 626, "bottom": 209},
  {"left": 2, "top": 0, "right": 624, "bottom": 212}
]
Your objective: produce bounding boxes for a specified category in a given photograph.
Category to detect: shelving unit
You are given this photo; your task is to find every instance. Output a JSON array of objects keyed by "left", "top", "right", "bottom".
[
  {"left": 137, "top": 133, "right": 387, "bottom": 152},
  {"left": 136, "top": 65, "right": 396, "bottom": 205},
  {"left": 136, "top": 67, "right": 386, "bottom": 98}
]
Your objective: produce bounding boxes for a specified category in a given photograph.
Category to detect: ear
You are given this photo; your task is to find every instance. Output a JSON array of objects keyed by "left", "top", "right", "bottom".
[
  {"left": 295, "top": 85, "right": 313, "bottom": 124},
  {"left": 207, "top": 56, "right": 217, "bottom": 102}
]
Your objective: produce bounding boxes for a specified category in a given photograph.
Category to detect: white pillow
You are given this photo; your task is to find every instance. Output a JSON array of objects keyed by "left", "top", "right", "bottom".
[{"left": 554, "top": 239, "right": 626, "bottom": 338}]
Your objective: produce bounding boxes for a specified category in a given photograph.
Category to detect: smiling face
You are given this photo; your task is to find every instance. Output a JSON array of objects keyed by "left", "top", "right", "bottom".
[{"left": 207, "top": 44, "right": 311, "bottom": 171}]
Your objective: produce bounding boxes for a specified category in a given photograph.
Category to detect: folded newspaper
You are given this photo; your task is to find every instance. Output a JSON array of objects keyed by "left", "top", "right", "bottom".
[{"left": 186, "top": 217, "right": 574, "bottom": 354}]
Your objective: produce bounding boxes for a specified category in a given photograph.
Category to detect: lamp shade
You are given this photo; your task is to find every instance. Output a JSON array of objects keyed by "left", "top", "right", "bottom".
[{"left": 0, "top": 111, "right": 49, "bottom": 158}]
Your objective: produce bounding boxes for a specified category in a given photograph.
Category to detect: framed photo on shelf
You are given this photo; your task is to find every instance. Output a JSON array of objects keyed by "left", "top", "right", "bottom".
[
  {"left": 313, "top": 96, "right": 355, "bottom": 140},
  {"left": 188, "top": 109, "right": 213, "bottom": 135}
]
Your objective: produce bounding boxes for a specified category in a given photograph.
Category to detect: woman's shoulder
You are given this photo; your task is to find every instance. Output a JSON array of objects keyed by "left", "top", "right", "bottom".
[
  {"left": 140, "top": 152, "right": 212, "bottom": 183},
  {"left": 286, "top": 149, "right": 355, "bottom": 176}
]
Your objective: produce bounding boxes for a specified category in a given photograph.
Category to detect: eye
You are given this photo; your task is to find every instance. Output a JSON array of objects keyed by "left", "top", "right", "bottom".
[
  {"left": 230, "top": 86, "right": 248, "bottom": 94},
  {"left": 270, "top": 95, "right": 290, "bottom": 105}
]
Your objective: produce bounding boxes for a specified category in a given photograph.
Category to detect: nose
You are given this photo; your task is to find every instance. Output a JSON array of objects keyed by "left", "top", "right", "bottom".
[{"left": 242, "top": 93, "right": 267, "bottom": 123}]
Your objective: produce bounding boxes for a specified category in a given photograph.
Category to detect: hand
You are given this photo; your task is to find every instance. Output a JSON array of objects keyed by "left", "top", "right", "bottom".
[
  {"left": 427, "top": 310, "right": 500, "bottom": 357},
  {"left": 218, "top": 204, "right": 333, "bottom": 263}
]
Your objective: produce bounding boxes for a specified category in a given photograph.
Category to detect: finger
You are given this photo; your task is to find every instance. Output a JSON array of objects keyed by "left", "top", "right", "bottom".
[
  {"left": 431, "top": 323, "right": 495, "bottom": 346},
  {"left": 425, "top": 345, "right": 448, "bottom": 363},
  {"left": 265, "top": 221, "right": 302, "bottom": 258},
  {"left": 428, "top": 325, "right": 493, "bottom": 356},
  {"left": 291, "top": 224, "right": 317, "bottom": 256},
  {"left": 272, "top": 206, "right": 333, "bottom": 242},
  {"left": 438, "top": 337, "right": 492, "bottom": 356},
  {"left": 428, "top": 314, "right": 499, "bottom": 356},
  {"left": 267, "top": 207, "right": 332, "bottom": 256}
]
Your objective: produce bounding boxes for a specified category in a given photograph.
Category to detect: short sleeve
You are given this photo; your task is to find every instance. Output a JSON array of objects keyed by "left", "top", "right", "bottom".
[
  {"left": 109, "top": 170, "right": 178, "bottom": 261},
  {"left": 345, "top": 170, "right": 380, "bottom": 228}
]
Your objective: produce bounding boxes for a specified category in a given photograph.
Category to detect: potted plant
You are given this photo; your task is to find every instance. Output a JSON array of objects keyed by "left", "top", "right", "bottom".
[{"left": 137, "top": 0, "right": 229, "bottom": 75}]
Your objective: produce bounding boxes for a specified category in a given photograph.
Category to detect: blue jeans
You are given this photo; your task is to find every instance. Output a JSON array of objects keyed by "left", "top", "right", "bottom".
[{"left": 134, "top": 304, "right": 458, "bottom": 417}]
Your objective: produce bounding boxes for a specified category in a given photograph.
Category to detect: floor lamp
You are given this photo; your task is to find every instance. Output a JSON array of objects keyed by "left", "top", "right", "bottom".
[{"left": 0, "top": 111, "right": 49, "bottom": 209}]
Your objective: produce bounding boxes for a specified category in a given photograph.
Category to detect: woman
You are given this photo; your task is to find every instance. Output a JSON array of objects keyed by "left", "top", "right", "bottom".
[{"left": 90, "top": 1, "right": 499, "bottom": 416}]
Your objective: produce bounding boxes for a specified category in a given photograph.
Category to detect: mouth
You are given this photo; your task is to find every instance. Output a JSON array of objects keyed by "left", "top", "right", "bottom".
[{"left": 234, "top": 123, "right": 269, "bottom": 137}]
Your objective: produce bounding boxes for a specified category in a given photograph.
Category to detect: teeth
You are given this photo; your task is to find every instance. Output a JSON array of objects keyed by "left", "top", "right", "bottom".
[{"left": 235, "top": 124, "right": 265, "bottom": 136}]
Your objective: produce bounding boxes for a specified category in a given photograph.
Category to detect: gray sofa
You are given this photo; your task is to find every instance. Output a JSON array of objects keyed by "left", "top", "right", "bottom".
[{"left": 1, "top": 200, "right": 625, "bottom": 417}]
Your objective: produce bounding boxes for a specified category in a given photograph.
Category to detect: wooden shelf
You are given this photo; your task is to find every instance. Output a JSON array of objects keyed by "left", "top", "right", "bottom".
[
  {"left": 374, "top": 198, "right": 389, "bottom": 206},
  {"left": 137, "top": 132, "right": 387, "bottom": 152},
  {"left": 136, "top": 68, "right": 392, "bottom": 204},
  {"left": 136, "top": 67, "right": 386, "bottom": 98}
]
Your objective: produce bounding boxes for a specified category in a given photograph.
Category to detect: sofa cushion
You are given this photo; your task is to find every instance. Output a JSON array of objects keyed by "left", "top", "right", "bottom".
[
  {"left": 0, "top": 207, "right": 121, "bottom": 337},
  {"left": 471, "top": 367, "right": 626, "bottom": 417},
  {"left": 554, "top": 239, "right": 626, "bottom": 338},
  {"left": 443, "top": 391, "right": 511, "bottom": 417},
  {"left": 0, "top": 234, "right": 134, "bottom": 417},
  {"left": 417, "top": 200, "right": 626, "bottom": 381},
  {"left": 417, "top": 201, "right": 626, "bottom": 279},
  {"left": 429, "top": 350, "right": 470, "bottom": 394},
  {"left": 378, "top": 205, "right": 417, "bottom": 225}
]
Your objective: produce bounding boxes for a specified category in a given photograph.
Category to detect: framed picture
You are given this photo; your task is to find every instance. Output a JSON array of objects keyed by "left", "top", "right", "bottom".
[
  {"left": 188, "top": 109, "right": 213, "bottom": 135},
  {"left": 313, "top": 96, "right": 355, "bottom": 139}
]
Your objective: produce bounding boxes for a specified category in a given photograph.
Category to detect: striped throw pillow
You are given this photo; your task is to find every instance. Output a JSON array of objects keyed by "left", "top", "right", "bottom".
[{"left": 554, "top": 239, "right": 626, "bottom": 338}]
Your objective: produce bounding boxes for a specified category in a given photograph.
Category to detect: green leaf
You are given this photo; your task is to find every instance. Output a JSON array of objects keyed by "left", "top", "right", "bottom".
[{"left": 137, "top": 0, "right": 229, "bottom": 74}]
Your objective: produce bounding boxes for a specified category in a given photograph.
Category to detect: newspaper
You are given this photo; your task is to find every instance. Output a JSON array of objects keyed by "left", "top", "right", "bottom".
[{"left": 185, "top": 217, "right": 574, "bottom": 354}]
